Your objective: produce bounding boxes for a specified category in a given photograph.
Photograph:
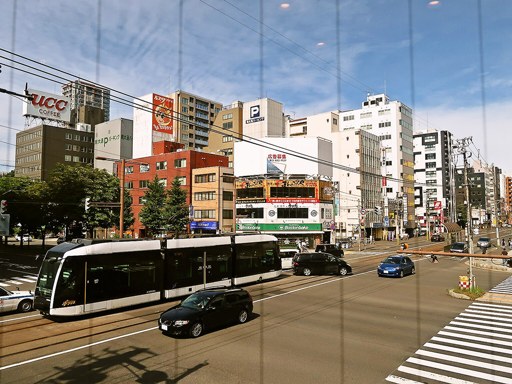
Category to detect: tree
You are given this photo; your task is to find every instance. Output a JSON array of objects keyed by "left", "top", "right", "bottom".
[
  {"left": 165, "top": 177, "right": 189, "bottom": 237},
  {"left": 139, "top": 176, "right": 168, "bottom": 236}
]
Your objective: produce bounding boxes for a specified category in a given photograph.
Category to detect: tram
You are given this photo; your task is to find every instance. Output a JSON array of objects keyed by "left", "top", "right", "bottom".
[{"left": 33, "top": 234, "right": 280, "bottom": 317}]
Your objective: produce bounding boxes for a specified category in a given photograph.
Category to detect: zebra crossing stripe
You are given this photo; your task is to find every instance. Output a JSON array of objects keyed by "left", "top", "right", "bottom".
[
  {"left": 0, "top": 282, "right": 9, "bottom": 287},
  {"left": 423, "top": 342, "right": 512, "bottom": 364},
  {"left": 438, "top": 330, "right": 512, "bottom": 347},
  {"left": 16, "top": 277, "right": 37, "bottom": 283},
  {"left": 464, "top": 308, "right": 512, "bottom": 318},
  {"left": 395, "top": 365, "right": 475, "bottom": 384},
  {"left": 454, "top": 315, "right": 512, "bottom": 329},
  {"left": 444, "top": 325, "right": 512, "bottom": 340},
  {"left": 386, "top": 374, "right": 423, "bottom": 383},
  {"left": 450, "top": 320, "right": 512, "bottom": 335},
  {"left": 431, "top": 336, "right": 512, "bottom": 354},
  {"left": 405, "top": 357, "right": 512, "bottom": 383},
  {"left": 415, "top": 349, "right": 512, "bottom": 375}
]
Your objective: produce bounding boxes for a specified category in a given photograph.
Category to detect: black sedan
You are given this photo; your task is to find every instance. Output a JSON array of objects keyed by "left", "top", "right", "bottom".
[
  {"left": 377, "top": 255, "right": 415, "bottom": 278},
  {"left": 158, "top": 288, "right": 253, "bottom": 338},
  {"left": 430, "top": 233, "right": 445, "bottom": 242}
]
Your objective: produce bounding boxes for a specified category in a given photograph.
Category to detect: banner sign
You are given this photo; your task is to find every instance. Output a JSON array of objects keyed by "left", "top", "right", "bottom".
[{"left": 152, "top": 94, "right": 174, "bottom": 133}]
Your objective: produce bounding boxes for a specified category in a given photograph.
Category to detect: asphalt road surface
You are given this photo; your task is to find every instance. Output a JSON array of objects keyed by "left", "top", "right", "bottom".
[{"left": 1, "top": 246, "right": 509, "bottom": 383}]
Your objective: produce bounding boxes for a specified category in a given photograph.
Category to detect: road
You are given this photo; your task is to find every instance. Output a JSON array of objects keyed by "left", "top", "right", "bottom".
[{"left": 1, "top": 238, "right": 510, "bottom": 383}]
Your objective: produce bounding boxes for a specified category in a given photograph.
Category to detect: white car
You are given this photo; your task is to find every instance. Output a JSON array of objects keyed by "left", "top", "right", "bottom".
[
  {"left": 0, "top": 287, "right": 34, "bottom": 313},
  {"left": 15, "top": 234, "right": 33, "bottom": 242},
  {"left": 279, "top": 249, "right": 297, "bottom": 269}
]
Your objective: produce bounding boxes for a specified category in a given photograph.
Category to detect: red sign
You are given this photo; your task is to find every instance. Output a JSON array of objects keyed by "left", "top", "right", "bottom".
[
  {"left": 23, "top": 89, "right": 71, "bottom": 123},
  {"left": 433, "top": 201, "right": 442, "bottom": 210},
  {"left": 152, "top": 94, "right": 173, "bottom": 134}
]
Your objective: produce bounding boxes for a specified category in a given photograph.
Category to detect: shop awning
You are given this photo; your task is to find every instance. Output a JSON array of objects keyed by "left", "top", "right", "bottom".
[{"left": 443, "top": 222, "right": 463, "bottom": 233}]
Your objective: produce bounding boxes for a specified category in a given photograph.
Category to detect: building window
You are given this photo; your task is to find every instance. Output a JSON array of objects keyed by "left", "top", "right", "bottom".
[
  {"left": 195, "top": 173, "right": 216, "bottom": 183},
  {"left": 223, "top": 191, "right": 233, "bottom": 201},
  {"left": 139, "top": 180, "right": 149, "bottom": 188},
  {"left": 343, "top": 115, "right": 354, "bottom": 121},
  {"left": 426, "top": 162, "right": 436, "bottom": 169},
  {"left": 223, "top": 113, "right": 233, "bottom": 120},
  {"left": 236, "top": 207, "right": 263, "bottom": 218},
  {"left": 65, "top": 155, "right": 72, "bottom": 162},
  {"left": 159, "top": 178, "right": 167, "bottom": 187},
  {"left": 194, "top": 210, "right": 216, "bottom": 219},
  {"left": 140, "top": 164, "right": 150, "bottom": 173},
  {"left": 156, "top": 161, "right": 167, "bottom": 170},
  {"left": 176, "top": 176, "right": 186, "bottom": 185},
  {"left": 125, "top": 181, "right": 133, "bottom": 189},
  {"left": 378, "top": 122, "right": 392, "bottom": 128},
  {"left": 223, "top": 209, "right": 233, "bottom": 219},
  {"left": 194, "top": 191, "right": 215, "bottom": 201},
  {"left": 222, "top": 135, "right": 233, "bottom": 142},
  {"left": 277, "top": 207, "right": 309, "bottom": 219},
  {"left": 222, "top": 122, "right": 233, "bottom": 129},
  {"left": 425, "top": 153, "right": 436, "bottom": 160},
  {"left": 138, "top": 196, "right": 146, "bottom": 204},
  {"left": 125, "top": 166, "right": 134, "bottom": 174},
  {"left": 174, "top": 158, "right": 186, "bottom": 168}
]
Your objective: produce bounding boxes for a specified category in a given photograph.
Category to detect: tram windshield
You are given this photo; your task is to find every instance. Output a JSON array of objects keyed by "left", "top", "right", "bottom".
[{"left": 36, "top": 254, "right": 63, "bottom": 298}]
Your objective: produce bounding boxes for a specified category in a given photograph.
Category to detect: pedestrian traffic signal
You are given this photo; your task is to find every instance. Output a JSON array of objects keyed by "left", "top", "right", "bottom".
[
  {"left": 0, "top": 200, "right": 7, "bottom": 214},
  {"left": 374, "top": 205, "right": 382, "bottom": 215},
  {"left": 84, "top": 197, "right": 90, "bottom": 212}
]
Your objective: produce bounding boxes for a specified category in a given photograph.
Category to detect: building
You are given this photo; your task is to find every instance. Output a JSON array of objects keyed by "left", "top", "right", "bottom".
[
  {"left": 204, "top": 101, "right": 244, "bottom": 168},
  {"left": 94, "top": 118, "right": 134, "bottom": 172},
  {"left": 62, "top": 80, "right": 110, "bottom": 127},
  {"left": 242, "top": 98, "right": 286, "bottom": 139},
  {"left": 234, "top": 137, "right": 335, "bottom": 248},
  {"left": 413, "top": 129, "right": 456, "bottom": 235},
  {"left": 15, "top": 124, "right": 94, "bottom": 180},
  {"left": 119, "top": 141, "right": 228, "bottom": 237},
  {"left": 191, "top": 166, "right": 235, "bottom": 234},
  {"left": 504, "top": 176, "right": 512, "bottom": 224}
]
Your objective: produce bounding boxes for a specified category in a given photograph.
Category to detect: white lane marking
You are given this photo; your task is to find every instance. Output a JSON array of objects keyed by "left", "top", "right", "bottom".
[
  {"left": 445, "top": 324, "right": 512, "bottom": 340},
  {"left": 406, "top": 357, "right": 512, "bottom": 384},
  {"left": 0, "top": 327, "right": 157, "bottom": 371},
  {"left": 396, "top": 365, "right": 475, "bottom": 384},
  {"left": 458, "top": 312, "right": 512, "bottom": 323},
  {"left": 15, "top": 278, "right": 37, "bottom": 283},
  {"left": 0, "top": 313, "right": 41, "bottom": 324},
  {"left": 464, "top": 308, "right": 512, "bottom": 318}
]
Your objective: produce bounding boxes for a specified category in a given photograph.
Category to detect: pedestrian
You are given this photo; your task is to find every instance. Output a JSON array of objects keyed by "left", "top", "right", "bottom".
[
  {"left": 502, "top": 238, "right": 506, "bottom": 248},
  {"left": 508, "top": 238, "right": 512, "bottom": 248},
  {"left": 502, "top": 249, "right": 509, "bottom": 266}
]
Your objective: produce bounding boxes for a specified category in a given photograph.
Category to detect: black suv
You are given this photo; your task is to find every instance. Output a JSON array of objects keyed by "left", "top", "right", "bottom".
[
  {"left": 293, "top": 252, "right": 352, "bottom": 276},
  {"left": 158, "top": 287, "right": 253, "bottom": 338},
  {"left": 315, "top": 243, "right": 344, "bottom": 258}
]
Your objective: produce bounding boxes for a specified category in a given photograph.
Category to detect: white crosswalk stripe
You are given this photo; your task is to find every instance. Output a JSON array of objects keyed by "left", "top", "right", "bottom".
[
  {"left": 0, "top": 275, "right": 38, "bottom": 289},
  {"left": 387, "top": 301, "right": 512, "bottom": 383},
  {"left": 489, "top": 275, "right": 512, "bottom": 294}
]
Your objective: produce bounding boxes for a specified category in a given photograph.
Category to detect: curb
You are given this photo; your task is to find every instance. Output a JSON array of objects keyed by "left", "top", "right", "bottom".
[{"left": 448, "top": 289, "right": 472, "bottom": 300}]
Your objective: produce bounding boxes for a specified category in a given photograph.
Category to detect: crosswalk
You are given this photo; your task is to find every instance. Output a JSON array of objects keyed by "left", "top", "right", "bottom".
[
  {"left": 386, "top": 301, "right": 512, "bottom": 383},
  {"left": 489, "top": 275, "right": 512, "bottom": 294},
  {"left": 0, "top": 275, "right": 38, "bottom": 289}
]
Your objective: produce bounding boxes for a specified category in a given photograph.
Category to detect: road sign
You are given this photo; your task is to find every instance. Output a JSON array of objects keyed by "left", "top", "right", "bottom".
[
  {"left": 384, "top": 216, "right": 389, "bottom": 226},
  {"left": 361, "top": 208, "right": 366, "bottom": 216}
]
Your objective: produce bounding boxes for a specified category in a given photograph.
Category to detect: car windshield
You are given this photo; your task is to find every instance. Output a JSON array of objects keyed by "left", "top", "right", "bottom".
[
  {"left": 479, "top": 238, "right": 490, "bottom": 242},
  {"left": 181, "top": 293, "right": 212, "bottom": 309},
  {"left": 452, "top": 243, "right": 464, "bottom": 249},
  {"left": 383, "top": 257, "right": 400, "bottom": 264}
]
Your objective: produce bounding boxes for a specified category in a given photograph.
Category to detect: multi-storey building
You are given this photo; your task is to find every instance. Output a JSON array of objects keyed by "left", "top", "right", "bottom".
[
  {"left": 62, "top": 80, "right": 110, "bottom": 128},
  {"left": 204, "top": 101, "right": 244, "bottom": 168},
  {"left": 118, "top": 141, "right": 228, "bottom": 237},
  {"left": 504, "top": 176, "right": 512, "bottom": 224},
  {"left": 413, "top": 129, "right": 456, "bottom": 235},
  {"left": 15, "top": 124, "right": 94, "bottom": 180},
  {"left": 234, "top": 137, "right": 335, "bottom": 247},
  {"left": 94, "top": 118, "right": 133, "bottom": 172},
  {"left": 287, "top": 111, "right": 382, "bottom": 240}
]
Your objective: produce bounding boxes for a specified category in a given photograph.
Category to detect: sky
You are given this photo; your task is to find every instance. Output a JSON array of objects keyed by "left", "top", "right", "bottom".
[{"left": 1, "top": 0, "right": 511, "bottom": 174}]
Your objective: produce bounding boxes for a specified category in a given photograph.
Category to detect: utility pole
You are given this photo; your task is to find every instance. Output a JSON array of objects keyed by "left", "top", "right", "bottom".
[{"left": 454, "top": 137, "right": 474, "bottom": 288}]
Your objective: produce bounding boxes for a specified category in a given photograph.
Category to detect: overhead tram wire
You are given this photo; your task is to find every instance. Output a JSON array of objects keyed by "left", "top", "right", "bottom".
[{"left": 1, "top": 48, "right": 441, "bottom": 189}]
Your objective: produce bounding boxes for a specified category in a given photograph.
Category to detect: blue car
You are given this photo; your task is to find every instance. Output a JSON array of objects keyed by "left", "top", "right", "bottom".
[{"left": 377, "top": 255, "right": 415, "bottom": 278}]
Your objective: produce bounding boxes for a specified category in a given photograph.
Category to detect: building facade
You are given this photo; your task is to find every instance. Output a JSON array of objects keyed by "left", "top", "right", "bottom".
[
  {"left": 413, "top": 129, "right": 456, "bottom": 236},
  {"left": 15, "top": 124, "right": 94, "bottom": 180},
  {"left": 94, "top": 118, "right": 134, "bottom": 172},
  {"left": 62, "top": 80, "right": 110, "bottom": 127}
]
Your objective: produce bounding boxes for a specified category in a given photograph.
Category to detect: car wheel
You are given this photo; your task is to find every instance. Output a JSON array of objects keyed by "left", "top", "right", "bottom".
[
  {"left": 411, "top": 267, "right": 416, "bottom": 275},
  {"left": 189, "top": 322, "right": 203, "bottom": 338},
  {"left": 238, "top": 308, "right": 249, "bottom": 324},
  {"left": 339, "top": 267, "right": 348, "bottom": 276},
  {"left": 399, "top": 270, "right": 404, "bottom": 278},
  {"left": 18, "top": 300, "right": 33, "bottom": 313},
  {"left": 303, "top": 267, "right": 312, "bottom": 276}
]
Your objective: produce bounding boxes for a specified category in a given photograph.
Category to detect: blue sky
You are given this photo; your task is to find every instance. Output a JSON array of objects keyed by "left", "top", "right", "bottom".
[{"left": 1, "top": 0, "right": 511, "bottom": 173}]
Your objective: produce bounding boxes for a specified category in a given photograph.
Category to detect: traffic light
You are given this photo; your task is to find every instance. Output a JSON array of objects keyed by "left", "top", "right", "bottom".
[
  {"left": 0, "top": 200, "right": 7, "bottom": 214},
  {"left": 374, "top": 205, "right": 382, "bottom": 215},
  {"left": 84, "top": 197, "right": 90, "bottom": 212}
]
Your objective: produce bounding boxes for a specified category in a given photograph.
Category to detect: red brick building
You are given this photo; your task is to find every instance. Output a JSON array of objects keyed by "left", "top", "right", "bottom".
[{"left": 118, "top": 141, "right": 228, "bottom": 237}]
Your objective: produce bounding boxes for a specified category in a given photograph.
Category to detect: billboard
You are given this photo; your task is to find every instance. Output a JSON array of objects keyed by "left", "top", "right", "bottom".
[
  {"left": 23, "top": 89, "right": 71, "bottom": 123},
  {"left": 152, "top": 94, "right": 173, "bottom": 134}
]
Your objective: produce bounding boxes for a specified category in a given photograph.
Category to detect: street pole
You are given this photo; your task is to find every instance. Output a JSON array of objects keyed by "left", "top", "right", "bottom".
[{"left": 120, "top": 159, "right": 125, "bottom": 238}]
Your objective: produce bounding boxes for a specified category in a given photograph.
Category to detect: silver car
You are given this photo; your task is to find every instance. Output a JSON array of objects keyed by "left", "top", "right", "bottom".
[{"left": 476, "top": 237, "right": 492, "bottom": 248}]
